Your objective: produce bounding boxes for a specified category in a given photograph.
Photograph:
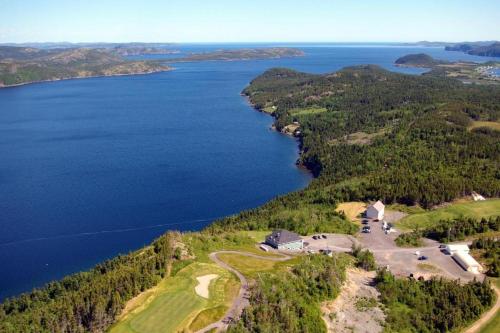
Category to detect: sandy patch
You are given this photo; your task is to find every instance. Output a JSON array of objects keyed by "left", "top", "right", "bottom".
[
  {"left": 336, "top": 202, "right": 366, "bottom": 222},
  {"left": 322, "top": 268, "right": 385, "bottom": 333},
  {"left": 195, "top": 274, "right": 219, "bottom": 299}
]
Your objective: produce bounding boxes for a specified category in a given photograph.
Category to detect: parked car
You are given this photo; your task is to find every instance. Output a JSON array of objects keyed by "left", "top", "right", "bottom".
[
  {"left": 321, "top": 235, "right": 327, "bottom": 239},
  {"left": 362, "top": 226, "right": 371, "bottom": 233},
  {"left": 418, "top": 255, "right": 428, "bottom": 261},
  {"left": 312, "top": 235, "right": 318, "bottom": 240}
]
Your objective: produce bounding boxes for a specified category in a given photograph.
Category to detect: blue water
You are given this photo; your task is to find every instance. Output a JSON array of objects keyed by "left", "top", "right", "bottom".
[{"left": 0, "top": 44, "right": 496, "bottom": 300}]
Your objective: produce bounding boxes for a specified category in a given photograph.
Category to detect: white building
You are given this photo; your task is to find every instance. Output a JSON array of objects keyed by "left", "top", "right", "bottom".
[
  {"left": 445, "top": 244, "right": 483, "bottom": 274},
  {"left": 444, "top": 244, "right": 470, "bottom": 255},
  {"left": 452, "top": 251, "right": 483, "bottom": 274},
  {"left": 366, "top": 200, "right": 385, "bottom": 220}
]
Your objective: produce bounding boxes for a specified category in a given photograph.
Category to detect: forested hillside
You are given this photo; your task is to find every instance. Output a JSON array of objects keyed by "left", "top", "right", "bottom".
[{"left": 241, "top": 65, "right": 500, "bottom": 208}]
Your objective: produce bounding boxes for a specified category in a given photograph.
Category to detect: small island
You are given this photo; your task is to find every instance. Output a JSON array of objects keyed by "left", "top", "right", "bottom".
[
  {"left": 168, "top": 47, "right": 305, "bottom": 62},
  {"left": 394, "top": 53, "right": 447, "bottom": 67}
]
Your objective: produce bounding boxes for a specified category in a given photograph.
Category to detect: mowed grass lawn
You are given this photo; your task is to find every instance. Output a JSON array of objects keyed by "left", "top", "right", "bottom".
[
  {"left": 217, "top": 253, "right": 299, "bottom": 278},
  {"left": 396, "top": 199, "right": 500, "bottom": 231},
  {"left": 109, "top": 262, "right": 238, "bottom": 333}
]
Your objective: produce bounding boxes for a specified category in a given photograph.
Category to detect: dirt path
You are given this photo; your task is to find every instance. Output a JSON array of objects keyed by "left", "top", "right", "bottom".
[
  {"left": 195, "top": 251, "right": 291, "bottom": 333},
  {"left": 463, "top": 285, "right": 500, "bottom": 333}
]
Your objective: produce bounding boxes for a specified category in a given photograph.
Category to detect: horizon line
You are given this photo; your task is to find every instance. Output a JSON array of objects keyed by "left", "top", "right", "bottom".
[{"left": 1, "top": 40, "right": 498, "bottom": 45}]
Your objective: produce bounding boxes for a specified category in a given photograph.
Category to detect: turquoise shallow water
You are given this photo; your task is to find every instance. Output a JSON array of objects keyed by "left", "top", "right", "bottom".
[{"left": 0, "top": 44, "right": 496, "bottom": 299}]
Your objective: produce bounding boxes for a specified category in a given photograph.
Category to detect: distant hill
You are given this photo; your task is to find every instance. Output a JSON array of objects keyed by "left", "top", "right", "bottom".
[
  {"left": 395, "top": 53, "right": 447, "bottom": 67},
  {"left": 0, "top": 46, "right": 171, "bottom": 87},
  {"left": 168, "top": 47, "right": 305, "bottom": 62},
  {"left": 446, "top": 42, "right": 500, "bottom": 57}
]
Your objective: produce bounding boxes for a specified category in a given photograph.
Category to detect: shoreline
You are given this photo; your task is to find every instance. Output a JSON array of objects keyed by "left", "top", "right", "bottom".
[
  {"left": 0, "top": 68, "right": 174, "bottom": 89},
  {"left": 240, "top": 92, "right": 312, "bottom": 177}
]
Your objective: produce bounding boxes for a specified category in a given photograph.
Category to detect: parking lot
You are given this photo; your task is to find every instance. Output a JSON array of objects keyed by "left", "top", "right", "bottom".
[{"left": 300, "top": 216, "right": 481, "bottom": 282}]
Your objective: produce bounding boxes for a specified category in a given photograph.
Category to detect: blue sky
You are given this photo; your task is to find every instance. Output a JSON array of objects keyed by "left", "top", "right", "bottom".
[{"left": 0, "top": 0, "right": 498, "bottom": 43}]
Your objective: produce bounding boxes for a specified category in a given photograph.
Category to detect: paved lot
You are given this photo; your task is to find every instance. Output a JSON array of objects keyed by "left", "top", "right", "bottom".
[{"left": 300, "top": 216, "right": 482, "bottom": 282}]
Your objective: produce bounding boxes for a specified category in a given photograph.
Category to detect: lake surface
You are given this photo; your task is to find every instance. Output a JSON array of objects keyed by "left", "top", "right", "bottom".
[{"left": 0, "top": 44, "right": 496, "bottom": 300}]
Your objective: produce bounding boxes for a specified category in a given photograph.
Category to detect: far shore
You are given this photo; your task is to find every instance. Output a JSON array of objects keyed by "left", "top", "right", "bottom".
[{"left": 0, "top": 68, "right": 174, "bottom": 89}]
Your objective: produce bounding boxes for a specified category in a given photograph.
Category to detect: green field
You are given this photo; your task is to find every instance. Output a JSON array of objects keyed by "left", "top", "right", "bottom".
[
  {"left": 289, "top": 106, "right": 327, "bottom": 116},
  {"left": 396, "top": 199, "right": 500, "bottom": 231},
  {"left": 217, "top": 253, "right": 298, "bottom": 278},
  {"left": 109, "top": 262, "right": 239, "bottom": 333}
]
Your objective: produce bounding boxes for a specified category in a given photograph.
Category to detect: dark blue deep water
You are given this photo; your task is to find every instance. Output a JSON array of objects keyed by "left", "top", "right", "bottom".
[{"left": 0, "top": 44, "right": 496, "bottom": 300}]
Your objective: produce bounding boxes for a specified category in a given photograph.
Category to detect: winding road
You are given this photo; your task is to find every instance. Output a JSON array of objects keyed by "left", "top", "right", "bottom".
[{"left": 195, "top": 251, "right": 291, "bottom": 333}]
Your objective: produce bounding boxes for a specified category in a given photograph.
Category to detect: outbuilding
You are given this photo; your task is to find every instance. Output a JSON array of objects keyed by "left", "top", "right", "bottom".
[
  {"left": 452, "top": 251, "right": 483, "bottom": 274},
  {"left": 265, "top": 230, "right": 304, "bottom": 251},
  {"left": 366, "top": 200, "right": 385, "bottom": 220},
  {"left": 444, "top": 244, "right": 470, "bottom": 255}
]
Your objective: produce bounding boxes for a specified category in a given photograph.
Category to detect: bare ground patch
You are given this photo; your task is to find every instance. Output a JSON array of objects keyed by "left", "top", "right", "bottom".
[{"left": 322, "top": 268, "right": 385, "bottom": 333}]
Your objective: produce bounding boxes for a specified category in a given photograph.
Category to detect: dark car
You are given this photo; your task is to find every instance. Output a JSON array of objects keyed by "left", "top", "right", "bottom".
[
  {"left": 418, "top": 256, "right": 428, "bottom": 261},
  {"left": 321, "top": 235, "right": 327, "bottom": 239},
  {"left": 362, "top": 226, "right": 371, "bottom": 233},
  {"left": 312, "top": 235, "right": 318, "bottom": 240}
]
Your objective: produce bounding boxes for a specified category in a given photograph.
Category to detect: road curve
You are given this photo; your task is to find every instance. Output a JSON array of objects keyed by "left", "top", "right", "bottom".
[{"left": 195, "top": 251, "right": 291, "bottom": 333}]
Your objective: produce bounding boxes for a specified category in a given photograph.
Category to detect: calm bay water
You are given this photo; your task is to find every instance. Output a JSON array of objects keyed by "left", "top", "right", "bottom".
[{"left": 0, "top": 44, "right": 496, "bottom": 300}]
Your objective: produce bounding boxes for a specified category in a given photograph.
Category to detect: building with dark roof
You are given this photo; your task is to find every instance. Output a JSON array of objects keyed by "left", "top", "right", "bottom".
[{"left": 265, "top": 230, "right": 304, "bottom": 250}]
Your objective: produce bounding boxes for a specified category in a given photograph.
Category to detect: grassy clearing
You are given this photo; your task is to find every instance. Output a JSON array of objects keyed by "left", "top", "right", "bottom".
[
  {"left": 217, "top": 253, "right": 278, "bottom": 278},
  {"left": 217, "top": 253, "right": 300, "bottom": 278},
  {"left": 395, "top": 199, "right": 500, "bottom": 231},
  {"left": 417, "top": 263, "right": 442, "bottom": 273},
  {"left": 182, "top": 233, "right": 282, "bottom": 262},
  {"left": 468, "top": 120, "right": 500, "bottom": 131},
  {"left": 290, "top": 106, "right": 327, "bottom": 116},
  {"left": 237, "top": 230, "right": 270, "bottom": 243},
  {"left": 336, "top": 201, "right": 366, "bottom": 222},
  {"left": 109, "top": 262, "right": 238, "bottom": 333}
]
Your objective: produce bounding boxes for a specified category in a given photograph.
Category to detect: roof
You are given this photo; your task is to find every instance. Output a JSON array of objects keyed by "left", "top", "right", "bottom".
[
  {"left": 453, "top": 251, "right": 482, "bottom": 268},
  {"left": 267, "top": 230, "right": 302, "bottom": 245},
  {"left": 369, "top": 200, "right": 385, "bottom": 212},
  {"left": 446, "top": 244, "right": 470, "bottom": 251}
]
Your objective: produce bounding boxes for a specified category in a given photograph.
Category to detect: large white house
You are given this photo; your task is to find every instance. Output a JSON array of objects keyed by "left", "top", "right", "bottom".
[{"left": 366, "top": 200, "right": 385, "bottom": 220}]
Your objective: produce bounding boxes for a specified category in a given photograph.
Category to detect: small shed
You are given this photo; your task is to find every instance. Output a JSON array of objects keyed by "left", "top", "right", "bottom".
[
  {"left": 265, "top": 230, "right": 303, "bottom": 251},
  {"left": 366, "top": 200, "right": 385, "bottom": 220}
]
